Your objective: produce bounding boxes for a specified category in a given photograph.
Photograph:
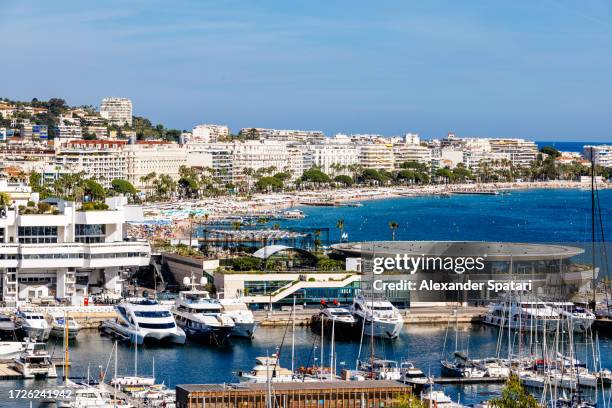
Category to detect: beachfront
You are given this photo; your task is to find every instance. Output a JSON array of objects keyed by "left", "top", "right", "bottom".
[{"left": 128, "top": 180, "right": 609, "bottom": 240}]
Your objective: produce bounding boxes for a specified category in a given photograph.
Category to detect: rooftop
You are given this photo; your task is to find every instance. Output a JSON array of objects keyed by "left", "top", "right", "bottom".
[
  {"left": 332, "top": 241, "right": 585, "bottom": 261},
  {"left": 178, "top": 380, "right": 411, "bottom": 393}
]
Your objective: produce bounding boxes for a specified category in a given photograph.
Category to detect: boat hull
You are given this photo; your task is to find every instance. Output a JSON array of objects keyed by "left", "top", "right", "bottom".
[
  {"left": 355, "top": 315, "right": 403, "bottom": 339},
  {"left": 101, "top": 320, "right": 186, "bottom": 345},
  {"left": 232, "top": 322, "right": 257, "bottom": 339},
  {"left": 182, "top": 324, "right": 234, "bottom": 344}
]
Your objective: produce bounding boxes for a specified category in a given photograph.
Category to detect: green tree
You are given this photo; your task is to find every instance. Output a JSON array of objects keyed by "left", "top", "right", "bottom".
[
  {"left": 389, "top": 220, "right": 399, "bottom": 241},
  {"left": 111, "top": 179, "right": 137, "bottom": 196},
  {"left": 301, "top": 167, "right": 331, "bottom": 184},
  {"left": 333, "top": 175, "right": 353, "bottom": 186},
  {"left": 255, "top": 176, "right": 283, "bottom": 191},
  {"left": 84, "top": 179, "right": 106, "bottom": 201},
  {"left": 0, "top": 192, "right": 11, "bottom": 207},
  {"left": 336, "top": 219, "right": 345, "bottom": 240},
  {"left": 539, "top": 146, "right": 561, "bottom": 158},
  {"left": 489, "top": 374, "right": 539, "bottom": 408},
  {"left": 395, "top": 393, "right": 426, "bottom": 408}
]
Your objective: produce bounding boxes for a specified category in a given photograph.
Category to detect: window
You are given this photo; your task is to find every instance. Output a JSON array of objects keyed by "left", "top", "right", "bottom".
[
  {"left": 134, "top": 311, "right": 171, "bottom": 318},
  {"left": 0, "top": 228, "right": 4, "bottom": 242},
  {"left": 75, "top": 224, "right": 106, "bottom": 243},
  {"left": 18, "top": 226, "right": 58, "bottom": 244},
  {"left": 137, "top": 322, "right": 176, "bottom": 329}
]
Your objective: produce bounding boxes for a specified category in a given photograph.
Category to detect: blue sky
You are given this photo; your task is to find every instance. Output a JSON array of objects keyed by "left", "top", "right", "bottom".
[{"left": 1, "top": 1, "right": 611, "bottom": 141}]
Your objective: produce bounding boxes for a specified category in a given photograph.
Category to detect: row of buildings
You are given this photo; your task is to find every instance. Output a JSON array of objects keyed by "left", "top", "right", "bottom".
[{"left": 1, "top": 132, "right": 549, "bottom": 189}]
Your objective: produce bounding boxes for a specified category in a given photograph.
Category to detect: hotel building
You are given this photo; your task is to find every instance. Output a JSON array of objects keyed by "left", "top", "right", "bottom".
[
  {"left": 583, "top": 145, "right": 612, "bottom": 168},
  {"left": 488, "top": 138, "right": 538, "bottom": 167},
  {"left": 100, "top": 97, "right": 133, "bottom": 127},
  {"left": 0, "top": 196, "right": 150, "bottom": 305},
  {"left": 358, "top": 143, "right": 395, "bottom": 170}
]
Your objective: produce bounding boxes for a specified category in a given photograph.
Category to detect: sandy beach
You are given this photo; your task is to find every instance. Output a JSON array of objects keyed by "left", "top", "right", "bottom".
[{"left": 127, "top": 180, "right": 609, "bottom": 240}]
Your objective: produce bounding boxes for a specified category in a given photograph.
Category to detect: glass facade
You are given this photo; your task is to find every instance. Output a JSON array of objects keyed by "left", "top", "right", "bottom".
[
  {"left": 75, "top": 224, "right": 106, "bottom": 243},
  {"left": 18, "top": 226, "right": 58, "bottom": 244}
]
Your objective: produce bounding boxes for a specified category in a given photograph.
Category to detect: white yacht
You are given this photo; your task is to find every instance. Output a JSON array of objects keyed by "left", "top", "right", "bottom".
[
  {"left": 238, "top": 355, "right": 294, "bottom": 383},
  {"left": 421, "top": 388, "right": 465, "bottom": 408},
  {"left": 351, "top": 294, "right": 403, "bottom": 339},
  {"left": 311, "top": 303, "right": 357, "bottom": 338},
  {"left": 48, "top": 312, "right": 82, "bottom": 340},
  {"left": 0, "top": 341, "right": 25, "bottom": 359},
  {"left": 547, "top": 302, "right": 595, "bottom": 333},
  {"left": 101, "top": 298, "right": 186, "bottom": 345},
  {"left": 173, "top": 277, "right": 235, "bottom": 343},
  {"left": 0, "top": 313, "right": 16, "bottom": 339},
  {"left": 218, "top": 298, "right": 257, "bottom": 338},
  {"left": 15, "top": 311, "right": 51, "bottom": 341},
  {"left": 13, "top": 340, "right": 57, "bottom": 379},
  {"left": 55, "top": 385, "right": 116, "bottom": 408},
  {"left": 358, "top": 359, "right": 402, "bottom": 380},
  {"left": 400, "top": 360, "right": 428, "bottom": 384},
  {"left": 483, "top": 299, "right": 560, "bottom": 331}
]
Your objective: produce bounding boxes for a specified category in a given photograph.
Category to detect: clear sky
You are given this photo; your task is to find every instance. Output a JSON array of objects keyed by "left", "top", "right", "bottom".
[{"left": 1, "top": 1, "right": 611, "bottom": 141}]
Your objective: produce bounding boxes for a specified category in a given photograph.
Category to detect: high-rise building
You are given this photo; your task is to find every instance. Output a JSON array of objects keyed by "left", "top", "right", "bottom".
[
  {"left": 100, "top": 97, "right": 133, "bottom": 127},
  {"left": 359, "top": 144, "right": 395, "bottom": 170},
  {"left": 192, "top": 124, "right": 229, "bottom": 143}
]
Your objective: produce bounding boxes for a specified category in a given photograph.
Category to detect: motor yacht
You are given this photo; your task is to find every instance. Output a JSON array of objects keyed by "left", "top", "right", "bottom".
[
  {"left": 101, "top": 298, "right": 186, "bottom": 345},
  {"left": 483, "top": 298, "right": 560, "bottom": 331},
  {"left": 173, "top": 277, "right": 235, "bottom": 343},
  {"left": 0, "top": 313, "right": 17, "bottom": 339},
  {"left": 358, "top": 359, "right": 402, "bottom": 380},
  {"left": 48, "top": 312, "right": 82, "bottom": 340},
  {"left": 218, "top": 298, "right": 257, "bottom": 338},
  {"left": 351, "top": 293, "right": 403, "bottom": 339},
  {"left": 0, "top": 341, "right": 25, "bottom": 359},
  {"left": 13, "top": 340, "right": 57, "bottom": 379},
  {"left": 440, "top": 352, "right": 487, "bottom": 378},
  {"left": 237, "top": 355, "right": 294, "bottom": 383},
  {"left": 399, "top": 360, "right": 428, "bottom": 384},
  {"left": 311, "top": 301, "right": 357, "bottom": 338},
  {"left": 547, "top": 302, "right": 595, "bottom": 333},
  {"left": 15, "top": 311, "right": 51, "bottom": 341}
]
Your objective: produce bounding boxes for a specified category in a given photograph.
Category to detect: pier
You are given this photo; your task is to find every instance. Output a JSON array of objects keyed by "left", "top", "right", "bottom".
[
  {"left": 433, "top": 377, "right": 506, "bottom": 384},
  {"left": 255, "top": 306, "right": 487, "bottom": 327},
  {"left": 0, "top": 363, "right": 21, "bottom": 380}
]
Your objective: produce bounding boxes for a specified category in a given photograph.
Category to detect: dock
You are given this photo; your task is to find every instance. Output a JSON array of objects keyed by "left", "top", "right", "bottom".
[
  {"left": 0, "top": 363, "right": 21, "bottom": 380},
  {"left": 255, "top": 306, "right": 486, "bottom": 327},
  {"left": 433, "top": 377, "right": 506, "bottom": 384}
]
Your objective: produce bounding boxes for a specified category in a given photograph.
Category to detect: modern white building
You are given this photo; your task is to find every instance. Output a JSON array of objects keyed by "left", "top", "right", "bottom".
[
  {"left": 239, "top": 128, "right": 325, "bottom": 142},
  {"left": 488, "top": 139, "right": 538, "bottom": 167},
  {"left": 0, "top": 196, "right": 150, "bottom": 305},
  {"left": 393, "top": 143, "right": 431, "bottom": 167},
  {"left": 100, "top": 97, "right": 133, "bottom": 127},
  {"left": 583, "top": 145, "right": 612, "bottom": 168},
  {"left": 54, "top": 124, "right": 83, "bottom": 140},
  {"left": 305, "top": 144, "right": 359, "bottom": 176},
  {"left": 192, "top": 124, "right": 229, "bottom": 143},
  {"left": 358, "top": 144, "right": 395, "bottom": 170},
  {"left": 124, "top": 142, "right": 187, "bottom": 189}
]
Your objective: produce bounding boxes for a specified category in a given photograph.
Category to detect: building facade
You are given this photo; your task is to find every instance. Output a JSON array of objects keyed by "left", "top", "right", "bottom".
[
  {"left": 0, "top": 196, "right": 150, "bottom": 305},
  {"left": 100, "top": 97, "right": 133, "bottom": 127}
]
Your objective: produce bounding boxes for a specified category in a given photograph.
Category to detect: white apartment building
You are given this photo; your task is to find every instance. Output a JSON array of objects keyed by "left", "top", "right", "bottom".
[
  {"left": 232, "top": 140, "right": 299, "bottom": 184},
  {"left": 100, "top": 97, "right": 133, "bottom": 127},
  {"left": 463, "top": 151, "right": 511, "bottom": 172},
  {"left": 393, "top": 143, "right": 431, "bottom": 167},
  {"left": 84, "top": 126, "right": 109, "bottom": 139},
  {"left": 358, "top": 143, "right": 395, "bottom": 170},
  {"left": 54, "top": 124, "right": 83, "bottom": 140},
  {"left": 192, "top": 124, "right": 230, "bottom": 143},
  {"left": 0, "top": 196, "right": 150, "bottom": 305},
  {"left": 306, "top": 144, "right": 359, "bottom": 176},
  {"left": 124, "top": 143, "right": 187, "bottom": 189},
  {"left": 239, "top": 128, "right": 325, "bottom": 142},
  {"left": 55, "top": 140, "right": 129, "bottom": 187},
  {"left": 583, "top": 145, "right": 612, "bottom": 168},
  {"left": 488, "top": 139, "right": 538, "bottom": 167}
]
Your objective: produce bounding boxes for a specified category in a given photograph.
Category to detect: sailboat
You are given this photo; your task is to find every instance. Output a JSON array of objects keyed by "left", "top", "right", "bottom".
[{"left": 440, "top": 309, "right": 486, "bottom": 378}]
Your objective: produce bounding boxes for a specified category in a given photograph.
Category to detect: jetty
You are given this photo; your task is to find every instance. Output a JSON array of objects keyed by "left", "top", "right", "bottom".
[{"left": 255, "top": 306, "right": 486, "bottom": 327}]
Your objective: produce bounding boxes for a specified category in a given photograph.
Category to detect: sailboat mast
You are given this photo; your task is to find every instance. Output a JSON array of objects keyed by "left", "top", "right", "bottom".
[
  {"left": 591, "top": 146, "right": 597, "bottom": 311},
  {"left": 291, "top": 295, "right": 295, "bottom": 373},
  {"left": 64, "top": 312, "right": 69, "bottom": 385}
]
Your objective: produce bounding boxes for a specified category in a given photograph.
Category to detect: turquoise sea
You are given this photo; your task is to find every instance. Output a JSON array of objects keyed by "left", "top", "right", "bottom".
[{"left": 2, "top": 188, "right": 611, "bottom": 407}]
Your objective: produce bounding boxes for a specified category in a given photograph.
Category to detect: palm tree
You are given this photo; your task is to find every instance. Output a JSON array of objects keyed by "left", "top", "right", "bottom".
[
  {"left": 188, "top": 211, "right": 196, "bottom": 248},
  {"left": 336, "top": 219, "right": 345, "bottom": 242},
  {"left": 388, "top": 221, "right": 399, "bottom": 241}
]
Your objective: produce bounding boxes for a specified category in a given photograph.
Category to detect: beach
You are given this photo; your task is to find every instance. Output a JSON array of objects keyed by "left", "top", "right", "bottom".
[{"left": 129, "top": 180, "right": 609, "bottom": 240}]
